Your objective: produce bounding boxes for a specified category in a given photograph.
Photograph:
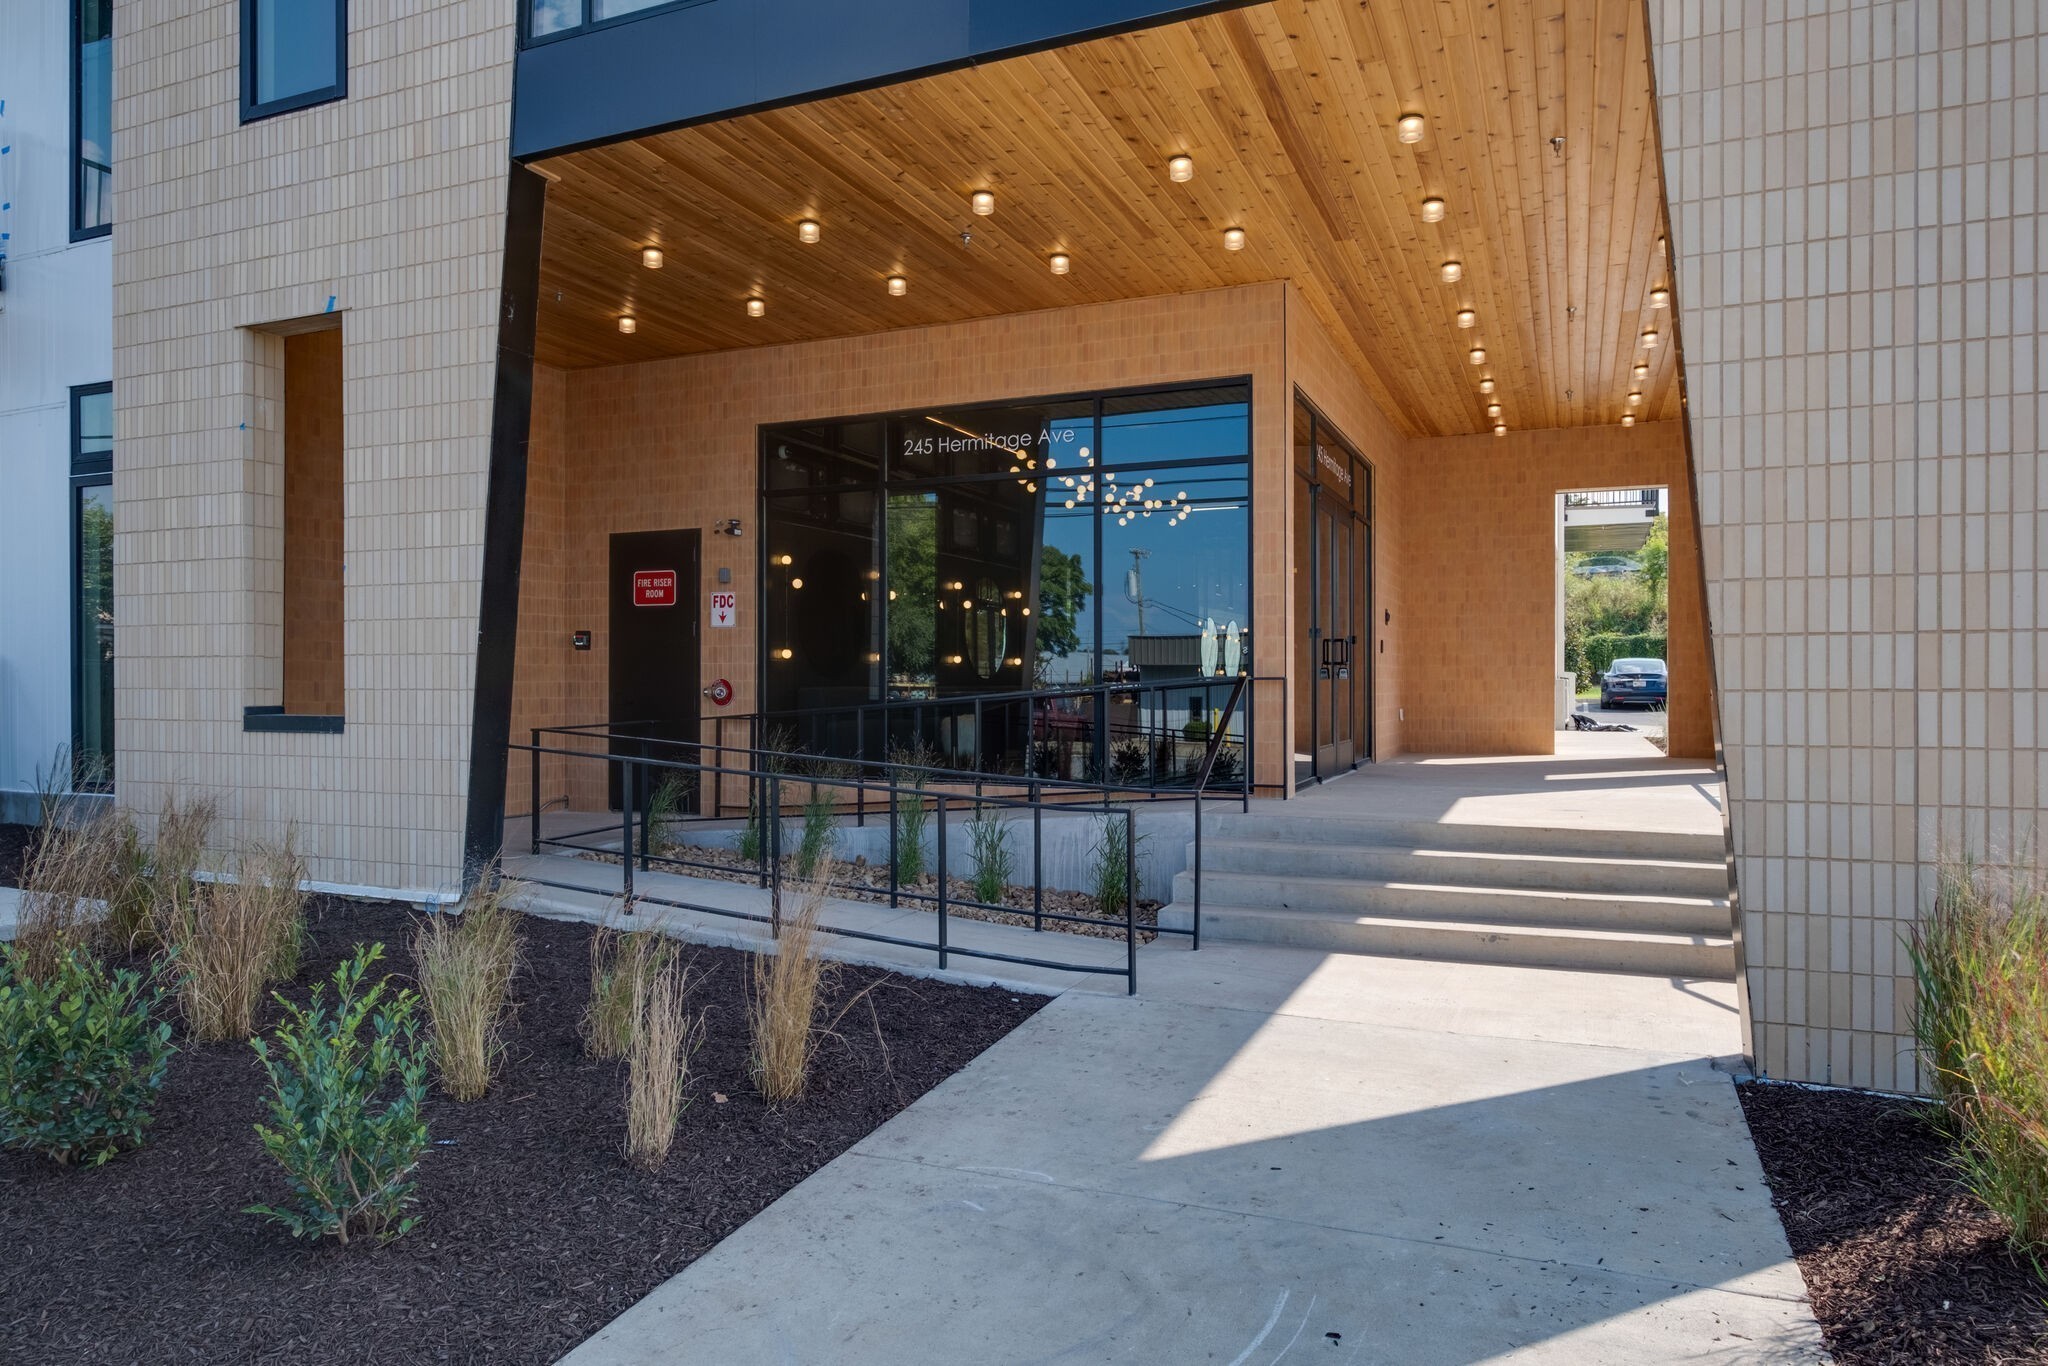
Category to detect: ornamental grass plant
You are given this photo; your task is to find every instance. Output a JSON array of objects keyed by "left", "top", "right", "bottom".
[
  {"left": 413, "top": 875, "right": 522, "bottom": 1101},
  {"left": 583, "top": 906, "right": 675, "bottom": 1060},
  {"left": 1909, "top": 849, "right": 2048, "bottom": 1263},
  {"left": 748, "top": 875, "right": 832, "bottom": 1103},
  {"left": 157, "top": 833, "right": 307, "bottom": 1043},
  {"left": 623, "top": 957, "right": 700, "bottom": 1170}
]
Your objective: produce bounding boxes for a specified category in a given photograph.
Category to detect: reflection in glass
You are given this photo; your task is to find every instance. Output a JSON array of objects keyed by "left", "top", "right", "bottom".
[
  {"left": 75, "top": 486, "right": 114, "bottom": 789},
  {"left": 253, "top": 0, "right": 341, "bottom": 106},
  {"left": 760, "top": 384, "right": 1250, "bottom": 773},
  {"left": 529, "top": 0, "right": 578, "bottom": 34},
  {"left": 75, "top": 0, "right": 112, "bottom": 233}
]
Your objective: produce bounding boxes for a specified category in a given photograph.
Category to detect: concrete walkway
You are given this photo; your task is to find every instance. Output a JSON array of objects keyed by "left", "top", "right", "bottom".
[{"left": 561, "top": 940, "right": 1823, "bottom": 1365}]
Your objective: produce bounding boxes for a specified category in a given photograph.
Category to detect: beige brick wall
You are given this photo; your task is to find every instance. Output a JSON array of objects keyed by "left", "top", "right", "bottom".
[
  {"left": 1651, "top": 1, "right": 2045, "bottom": 1088},
  {"left": 113, "top": 0, "right": 515, "bottom": 894}
]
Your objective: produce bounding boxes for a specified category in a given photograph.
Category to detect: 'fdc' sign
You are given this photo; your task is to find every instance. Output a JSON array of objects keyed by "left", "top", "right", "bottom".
[{"left": 632, "top": 569, "right": 677, "bottom": 607}]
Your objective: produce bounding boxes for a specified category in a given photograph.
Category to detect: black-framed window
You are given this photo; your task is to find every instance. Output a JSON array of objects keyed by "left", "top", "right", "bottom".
[
  {"left": 70, "top": 384, "right": 114, "bottom": 791},
  {"left": 241, "top": 0, "right": 347, "bottom": 122},
  {"left": 72, "top": 0, "right": 112, "bottom": 239},
  {"left": 759, "top": 380, "right": 1254, "bottom": 770},
  {"left": 524, "top": 0, "right": 714, "bottom": 46}
]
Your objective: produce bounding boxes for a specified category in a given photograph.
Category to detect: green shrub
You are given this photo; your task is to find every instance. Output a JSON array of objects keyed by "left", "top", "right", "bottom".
[
  {"left": 584, "top": 913, "right": 676, "bottom": 1060},
  {"left": 246, "top": 944, "right": 430, "bottom": 1246},
  {"left": 0, "top": 947, "right": 174, "bottom": 1166},
  {"left": 738, "top": 796, "right": 767, "bottom": 865},
  {"left": 964, "top": 805, "right": 1014, "bottom": 905}
]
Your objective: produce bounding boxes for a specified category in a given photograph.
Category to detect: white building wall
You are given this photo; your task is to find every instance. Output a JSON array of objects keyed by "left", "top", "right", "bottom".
[{"left": 0, "top": 2, "right": 116, "bottom": 819}]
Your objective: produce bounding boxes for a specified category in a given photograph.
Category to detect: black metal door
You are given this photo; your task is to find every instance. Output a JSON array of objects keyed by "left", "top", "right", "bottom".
[{"left": 608, "top": 529, "right": 701, "bottom": 810}]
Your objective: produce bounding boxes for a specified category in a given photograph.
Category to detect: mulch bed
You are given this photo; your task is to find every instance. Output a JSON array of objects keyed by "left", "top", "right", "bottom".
[
  {"left": 0, "top": 822, "right": 32, "bottom": 889},
  {"left": 1738, "top": 1080, "right": 2048, "bottom": 1364},
  {"left": 0, "top": 896, "right": 1045, "bottom": 1364}
]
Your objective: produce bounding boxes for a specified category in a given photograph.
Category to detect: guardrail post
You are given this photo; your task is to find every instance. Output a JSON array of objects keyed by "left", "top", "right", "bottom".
[
  {"left": 620, "top": 758, "right": 636, "bottom": 911},
  {"left": 638, "top": 757, "right": 653, "bottom": 873},
  {"left": 934, "top": 793, "right": 949, "bottom": 971},
  {"left": 1124, "top": 806, "right": 1138, "bottom": 995}
]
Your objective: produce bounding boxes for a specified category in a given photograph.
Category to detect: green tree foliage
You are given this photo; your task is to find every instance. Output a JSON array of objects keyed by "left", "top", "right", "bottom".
[
  {"left": 1032, "top": 544, "right": 1092, "bottom": 663},
  {"left": 1637, "top": 514, "right": 1670, "bottom": 601},
  {"left": 886, "top": 499, "right": 936, "bottom": 683}
]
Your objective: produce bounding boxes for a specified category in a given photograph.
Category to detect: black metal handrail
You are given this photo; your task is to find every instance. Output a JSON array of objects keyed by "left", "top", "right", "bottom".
[{"left": 508, "top": 674, "right": 1259, "bottom": 994}]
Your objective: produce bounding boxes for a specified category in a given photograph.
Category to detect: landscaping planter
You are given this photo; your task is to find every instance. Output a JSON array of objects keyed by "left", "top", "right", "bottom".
[
  {"left": 1738, "top": 1080, "right": 2048, "bottom": 1364},
  {"left": 0, "top": 895, "right": 1044, "bottom": 1363}
]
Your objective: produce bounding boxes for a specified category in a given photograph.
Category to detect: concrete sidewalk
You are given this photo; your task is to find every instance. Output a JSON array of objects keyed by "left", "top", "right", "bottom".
[{"left": 560, "top": 940, "right": 1823, "bottom": 1365}]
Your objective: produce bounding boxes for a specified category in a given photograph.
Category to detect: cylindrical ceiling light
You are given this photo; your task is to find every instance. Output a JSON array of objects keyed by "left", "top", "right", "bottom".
[
  {"left": 1486, "top": 403, "right": 1502, "bottom": 418},
  {"left": 1478, "top": 377, "right": 1496, "bottom": 394},
  {"left": 1493, "top": 424, "right": 1507, "bottom": 436},
  {"left": 1468, "top": 347, "right": 1486, "bottom": 365},
  {"left": 618, "top": 316, "right": 637, "bottom": 334},
  {"left": 1649, "top": 286, "right": 1670, "bottom": 309},
  {"left": 1455, "top": 309, "right": 1477, "bottom": 328},
  {"left": 1396, "top": 113, "right": 1426, "bottom": 144},
  {"left": 1222, "top": 226, "right": 1247, "bottom": 252},
  {"left": 640, "top": 246, "right": 663, "bottom": 269},
  {"left": 1632, "top": 362, "right": 1650, "bottom": 379},
  {"left": 1168, "top": 154, "right": 1195, "bottom": 182},
  {"left": 971, "top": 190, "right": 996, "bottom": 216},
  {"left": 1640, "top": 328, "right": 1661, "bottom": 347},
  {"left": 746, "top": 298, "right": 766, "bottom": 318},
  {"left": 1421, "top": 197, "right": 1447, "bottom": 223},
  {"left": 1440, "top": 260, "right": 1463, "bottom": 283},
  {"left": 797, "top": 219, "right": 822, "bottom": 244},
  {"left": 1627, "top": 390, "right": 1643, "bottom": 406},
  {"left": 1049, "top": 252, "right": 1071, "bottom": 275},
  {"left": 1622, "top": 414, "right": 1636, "bottom": 427},
  {"left": 886, "top": 275, "right": 908, "bottom": 296}
]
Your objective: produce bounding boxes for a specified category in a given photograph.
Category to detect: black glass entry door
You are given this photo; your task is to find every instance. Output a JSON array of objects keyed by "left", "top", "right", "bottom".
[{"left": 1293, "top": 397, "right": 1372, "bottom": 786}]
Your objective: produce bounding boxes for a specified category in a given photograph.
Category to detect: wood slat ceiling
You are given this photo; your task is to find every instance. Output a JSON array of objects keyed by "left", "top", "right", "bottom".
[{"left": 533, "top": 0, "right": 1680, "bottom": 437}]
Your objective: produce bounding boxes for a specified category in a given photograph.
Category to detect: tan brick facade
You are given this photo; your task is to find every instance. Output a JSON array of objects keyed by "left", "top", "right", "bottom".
[
  {"left": 112, "top": 0, "right": 516, "bottom": 894},
  {"left": 1651, "top": 1, "right": 2045, "bottom": 1088}
]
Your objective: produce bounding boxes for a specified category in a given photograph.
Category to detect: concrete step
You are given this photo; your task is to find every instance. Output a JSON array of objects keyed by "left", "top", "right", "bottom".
[
  {"left": 1189, "top": 837, "right": 1729, "bottom": 898},
  {"left": 1200, "top": 810, "right": 1725, "bottom": 864},
  {"left": 1169, "top": 869, "right": 1729, "bottom": 937},
  {"left": 1158, "top": 901, "right": 1736, "bottom": 978}
]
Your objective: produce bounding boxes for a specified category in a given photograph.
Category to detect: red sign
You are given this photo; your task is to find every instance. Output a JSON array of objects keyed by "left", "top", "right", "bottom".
[{"left": 632, "top": 569, "right": 678, "bottom": 607}]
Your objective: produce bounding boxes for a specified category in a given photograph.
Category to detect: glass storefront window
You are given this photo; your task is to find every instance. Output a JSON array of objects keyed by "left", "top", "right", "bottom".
[{"left": 759, "top": 382, "right": 1251, "bottom": 771}]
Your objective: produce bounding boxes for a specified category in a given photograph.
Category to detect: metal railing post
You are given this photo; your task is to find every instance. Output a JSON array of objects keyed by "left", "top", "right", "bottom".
[
  {"left": 1192, "top": 787, "right": 1203, "bottom": 952},
  {"left": 934, "top": 794, "right": 949, "bottom": 970},
  {"left": 1124, "top": 806, "right": 1138, "bottom": 995},
  {"left": 1031, "top": 781, "right": 1044, "bottom": 933},
  {"left": 768, "top": 772, "right": 783, "bottom": 936},
  {"left": 638, "top": 754, "right": 653, "bottom": 873},
  {"left": 529, "top": 728, "right": 541, "bottom": 855},
  {"left": 620, "top": 758, "right": 636, "bottom": 910},
  {"left": 888, "top": 782, "right": 901, "bottom": 909}
]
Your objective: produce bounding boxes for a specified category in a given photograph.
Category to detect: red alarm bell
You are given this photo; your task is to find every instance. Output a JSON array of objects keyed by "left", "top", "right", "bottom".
[{"left": 704, "top": 678, "right": 734, "bottom": 707}]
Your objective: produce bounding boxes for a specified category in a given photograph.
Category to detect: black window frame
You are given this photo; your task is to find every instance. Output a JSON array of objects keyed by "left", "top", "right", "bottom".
[
  {"left": 520, "top": 0, "right": 716, "bottom": 48},
  {"left": 70, "top": 383, "right": 115, "bottom": 792},
  {"left": 240, "top": 0, "right": 349, "bottom": 123},
  {"left": 70, "top": 0, "right": 113, "bottom": 241}
]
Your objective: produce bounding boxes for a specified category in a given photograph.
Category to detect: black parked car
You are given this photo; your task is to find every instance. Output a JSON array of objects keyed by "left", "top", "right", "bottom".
[{"left": 1599, "top": 657, "right": 1668, "bottom": 709}]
